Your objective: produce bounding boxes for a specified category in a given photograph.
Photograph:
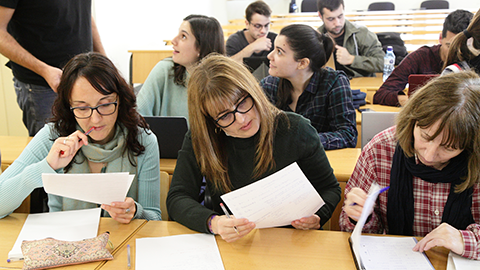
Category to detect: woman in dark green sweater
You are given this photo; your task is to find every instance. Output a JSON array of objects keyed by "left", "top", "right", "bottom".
[{"left": 166, "top": 54, "right": 340, "bottom": 242}]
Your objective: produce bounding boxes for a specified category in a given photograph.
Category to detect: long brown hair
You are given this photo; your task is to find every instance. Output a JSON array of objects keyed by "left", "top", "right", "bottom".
[
  {"left": 188, "top": 54, "right": 285, "bottom": 192},
  {"left": 396, "top": 71, "right": 480, "bottom": 192},
  {"left": 443, "top": 8, "right": 480, "bottom": 70},
  {"left": 51, "top": 52, "right": 148, "bottom": 172},
  {"left": 173, "top": 15, "right": 226, "bottom": 86}
]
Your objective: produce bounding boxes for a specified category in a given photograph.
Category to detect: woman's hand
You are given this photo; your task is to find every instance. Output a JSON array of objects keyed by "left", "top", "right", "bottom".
[
  {"left": 102, "top": 197, "right": 136, "bottom": 224},
  {"left": 292, "top": 214, "right": 321, "bottom": 230},
  {"left": 413, "top": 223, "right": 465, "bottom": 255},
  {"left": 211, "top": 215, "right": 256, "bottom": 242},
  {"left": 46, "top": 130, "right": 89, "bottom": 170},
  {"left": 343, "top": 187, "right": 368, "bottom": 222}
]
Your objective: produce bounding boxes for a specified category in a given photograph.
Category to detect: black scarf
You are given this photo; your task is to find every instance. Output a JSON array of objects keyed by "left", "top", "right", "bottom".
[{"left": 387, "top": 144, "right": 474, "bottom": 236}]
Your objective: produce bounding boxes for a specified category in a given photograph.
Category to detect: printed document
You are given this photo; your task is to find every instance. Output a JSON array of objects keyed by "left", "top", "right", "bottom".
[
  {"left": 447, "top": 252, "right": 480, "bottom": 270},
  {"left": 349, "top": 183, "right": 433, "bottom": 270},
  {"left": 136, "top": 234, "right": 225, "bottom": 270},
  {"left": 43, "top": 172, "right": 134, "bottom": 205},
  {"left": 8, "top": 208, "right": 101, "bottom": 261},
  {"left": 221, "top": 162, "right": 324, "bottom": 229}
]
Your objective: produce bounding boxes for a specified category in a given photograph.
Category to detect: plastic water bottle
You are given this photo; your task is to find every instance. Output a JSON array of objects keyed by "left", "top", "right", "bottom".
[
  {"left": 289, "top": 0, "right": 299, "bottom": 13},
  {"left": 383, "top": 46, "right": 395, "bottom": 82}
]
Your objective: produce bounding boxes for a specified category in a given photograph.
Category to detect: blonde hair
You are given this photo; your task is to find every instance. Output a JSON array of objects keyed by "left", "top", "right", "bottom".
[
  {"left": 188, "top": 54, "right": 285, "bottom": 192},
  {"left": 396, "top": 71, "right": 480, "bottom": 192}
]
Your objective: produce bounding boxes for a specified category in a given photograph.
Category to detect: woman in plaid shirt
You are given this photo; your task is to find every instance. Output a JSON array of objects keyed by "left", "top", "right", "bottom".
[{"left": 341, "top": 71, "right": 480, "bottom": 260}]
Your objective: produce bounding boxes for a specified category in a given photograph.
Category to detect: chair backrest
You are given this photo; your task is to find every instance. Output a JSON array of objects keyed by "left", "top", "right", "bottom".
[
  {"left": 420, "top": 0, "right": 449, "bottom": 10},
  {"left": 301, "top": 0, "right": 317, "bottom": 12},
  {"left": 361, "top": 111, "right": 398, "bottom": 148},
  {"left": 368, "top": 2, "right": 395, "bottom": 11},
  {"left": 160, "top": 171, "right": 172, "bottom": 221}
]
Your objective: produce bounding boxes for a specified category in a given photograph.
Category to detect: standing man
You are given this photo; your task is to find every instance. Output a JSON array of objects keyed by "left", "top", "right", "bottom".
[
  {"left": 373, "top": 10, "right": 473, "bottom": 106},
  {"left": 317, "top": 0, "right": 384, "bottom": 78},
  {"left": 226, "top": 0, "right": 277, "bottom": 62},
  {"left": 0, "top": 0, "right": 105, "bottom": 213}
]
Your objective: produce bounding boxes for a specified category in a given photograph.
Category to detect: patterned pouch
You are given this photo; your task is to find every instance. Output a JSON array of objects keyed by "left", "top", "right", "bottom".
[{"left": 21, "top": 232, "right": 113, "bottom": 270}]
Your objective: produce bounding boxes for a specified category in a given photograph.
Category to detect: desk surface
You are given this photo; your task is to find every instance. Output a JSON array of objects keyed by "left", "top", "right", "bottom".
[
  {"left": 103, "top": 220, "right": 449, "bottom": 270},
  {"left": 0, "top": 213, "right": 147, "bottom": 270},
  {"left": 350, "top": 76, "right": 383, "bottom": 91}
]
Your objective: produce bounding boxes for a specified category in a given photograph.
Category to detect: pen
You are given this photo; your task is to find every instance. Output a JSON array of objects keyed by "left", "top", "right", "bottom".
[
  {"left": 7, "top": 257, "right": 23, "bottom": 263},
  {"left": 219, "top": 203, "right": 239, "bottom": 235},
  {"left": 127, "top": 244, "right": 131, "bottom": 269},
  {"left": 350, "top": 186, "right": 390, "bottom": 206},
  {"left": 60, "top": 127, "right": 95, "bottom": 155}
]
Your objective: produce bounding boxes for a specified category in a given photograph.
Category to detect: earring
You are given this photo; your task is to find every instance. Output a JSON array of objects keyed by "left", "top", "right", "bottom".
[{"left": 215, "top": 127, "right": 221, "bottom": 134}]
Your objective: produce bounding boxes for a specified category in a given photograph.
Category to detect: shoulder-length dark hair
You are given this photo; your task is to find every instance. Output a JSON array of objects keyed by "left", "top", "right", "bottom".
[
  {"left": 51, "top": 52, "right": 148, "bottom": 171},
  {"left": 173, "top": 14, "right": 226, "bottom": 86},
  {"left": 396, "top": 71, "right": 480, "bottom": 192},
  {"left": 276, "top": 24, "right": 335, "bottom": 108}
]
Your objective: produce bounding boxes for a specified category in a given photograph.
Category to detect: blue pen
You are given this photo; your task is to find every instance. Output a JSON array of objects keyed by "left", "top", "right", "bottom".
[{"left": 350, "top": 186, "right": 390, "bottom": 206}]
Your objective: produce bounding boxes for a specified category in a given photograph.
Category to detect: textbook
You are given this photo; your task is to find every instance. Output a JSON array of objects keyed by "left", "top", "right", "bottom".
[{"left": 348, "top": 183, "right": 434, "bottom": 270}]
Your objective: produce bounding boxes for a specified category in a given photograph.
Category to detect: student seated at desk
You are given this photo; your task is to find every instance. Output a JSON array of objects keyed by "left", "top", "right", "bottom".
[
  {"left": 167, "top": 55, "right": 341, "bottom": 242},
  {"left": 261, "top": 24, "right": 357, "bottom": 150},
  {"left": 136, "top": 15, "right": 225, "bottom": 121},
  {"left": 0, "top": 53, "right": 161, "bottom": 223},
  {"left": 373, "top": 9, "right": 473, "bottom": 106},
  {"left": 341, "top": 72, "right": 480, "bottom": 260},
  {"left": 442, "top": 9, "right": 480, "bottom": 75}
]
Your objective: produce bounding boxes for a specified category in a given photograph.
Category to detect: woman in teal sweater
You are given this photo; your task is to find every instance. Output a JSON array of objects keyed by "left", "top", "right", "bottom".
[
  {"left": 0, "top": 53, "right": 161, "bottom": 222},
  {"left": 136, "top": 14, "right": 225, "bottom": 120},
  {"left": 167, "top": 55, "right": 340, "bottom": 242}
]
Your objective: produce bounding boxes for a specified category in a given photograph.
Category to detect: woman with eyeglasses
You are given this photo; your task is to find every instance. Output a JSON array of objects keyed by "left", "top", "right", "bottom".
[
  {"left": 166, "top": 54, "right": 341, "bottom": 242},
  {"left": 0, "top": 52, "right": 161, "bottom": 223},
  {"left": 136, "top": 14, "right": 225, "bottom": 120}
]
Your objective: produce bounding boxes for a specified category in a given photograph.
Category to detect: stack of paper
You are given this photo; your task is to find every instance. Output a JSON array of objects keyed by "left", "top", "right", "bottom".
[
  {"left": 136, "top": 234, "right": 225, "bottom": 270},
  {"left": 8, "top": 208, "right": 101, "bottom": 261}
]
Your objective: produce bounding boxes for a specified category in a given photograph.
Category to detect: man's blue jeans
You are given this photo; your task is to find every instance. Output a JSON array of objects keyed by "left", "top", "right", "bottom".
[
  {"left": 13, "top": 78, "right": 56, "bottom": 213},
  {"left": 13, "top": 78, "right": 57, "bottom": 136}
]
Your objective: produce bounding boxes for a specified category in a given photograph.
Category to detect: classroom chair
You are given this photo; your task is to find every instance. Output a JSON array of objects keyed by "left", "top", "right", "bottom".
[
  {"left": 420, "top": 0, "right": 449, "bottom": 10},
  {"left": 160, "top": 171, "right": 172, "bottom": 221},
  {"left": 301, "top": 0, "right": 317, "bottom": 12},
  {"left": 368, "top": 2, "right": 395, "bottom": 11}
]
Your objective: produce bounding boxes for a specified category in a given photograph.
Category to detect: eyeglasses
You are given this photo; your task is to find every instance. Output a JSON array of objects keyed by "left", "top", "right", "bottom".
[
  {"left": 214, "top": 95, "right": 255, "bottom": 128},
  {"left": 70, "top": 100, "right": 118, "bottom": 119},
  {"left": 250, "top": 22, "right": 271, "bottom": 30}
]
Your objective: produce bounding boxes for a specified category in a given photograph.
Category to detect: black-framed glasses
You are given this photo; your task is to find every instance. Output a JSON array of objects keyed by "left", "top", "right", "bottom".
[
  {"left": 70, "top": 100, "right": 118, "bottom": 119},
  {"left": 250, "top": 22, "right": 271, "bottom": 30},
  {"left": 214, "top": 95, "right": 255, "bottom": 128}
]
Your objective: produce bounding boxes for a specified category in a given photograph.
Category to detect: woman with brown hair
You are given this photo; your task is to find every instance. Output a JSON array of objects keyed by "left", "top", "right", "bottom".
[
  {"left": 340, "top": 71, "right": 480, "bottom": 259},
  {"left": 167, "top": 54, "right": 341, "bottom": 242},
  {"left": 442, "top": 8, "right": 480, "bottom": 74},
  {"left": 0, "top": 52, "right": 161, "bottom": 222}
]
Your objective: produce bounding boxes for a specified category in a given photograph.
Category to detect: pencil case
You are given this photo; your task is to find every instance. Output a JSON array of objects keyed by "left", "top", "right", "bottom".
[{"left": 21, "top": 232, "right": 113, "bottom": 270}]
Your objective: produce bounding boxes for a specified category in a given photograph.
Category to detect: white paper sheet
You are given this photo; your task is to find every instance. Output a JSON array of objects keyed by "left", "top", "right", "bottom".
[
  {"left": 135, "top": 234, "right": 225, "bottom": 270},
  {"left": 447, "top": 252, "right": 480, "bottom": 270},
  {"left": 220, "top": 162, "right": 324, "bottom": 229},
  {"left": 42, "top": 172, "right": 134, "bottom": 205},
  {"left": 350, "top": 183, "right": 433, "bottom": 269},
  {"left": 8, "top": 208, "right": 101, "bottom": 261}
]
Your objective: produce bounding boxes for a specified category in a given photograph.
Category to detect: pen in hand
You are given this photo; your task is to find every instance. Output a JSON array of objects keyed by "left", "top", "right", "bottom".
[
  {"left": 60, "top": 127, "right": 95, "bottom": 155},
  {"left": 127, "top": 244, "right": 131, "bottom": 269},
  {"left": 350, "top": 186, "right": 390, "bottom": 206},
  {"left": 219, "top": 203, "right": 239, "bottom": 235}
]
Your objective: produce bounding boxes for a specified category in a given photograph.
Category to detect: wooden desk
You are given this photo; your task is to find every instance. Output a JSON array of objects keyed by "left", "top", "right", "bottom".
[
  {"left": 0, "top": 136, "right": 33, "bottom": 171},
  {"left": 0, "top": 213, "right": 147, "bottom": 270},
  {"left": 103, "top": 220, "right": 449, "bottom": 270},
  {"left": 350, "top": 76, "right": 383, "bottom": 104}
]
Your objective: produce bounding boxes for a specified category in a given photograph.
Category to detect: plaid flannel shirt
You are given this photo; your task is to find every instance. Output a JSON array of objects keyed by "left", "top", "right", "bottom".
[
  {"left": 261, "top": 69, "right": 357, "bottom": 150},
  {"left": 340, "top": 126, "right": 480, "bottom": 259}
]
